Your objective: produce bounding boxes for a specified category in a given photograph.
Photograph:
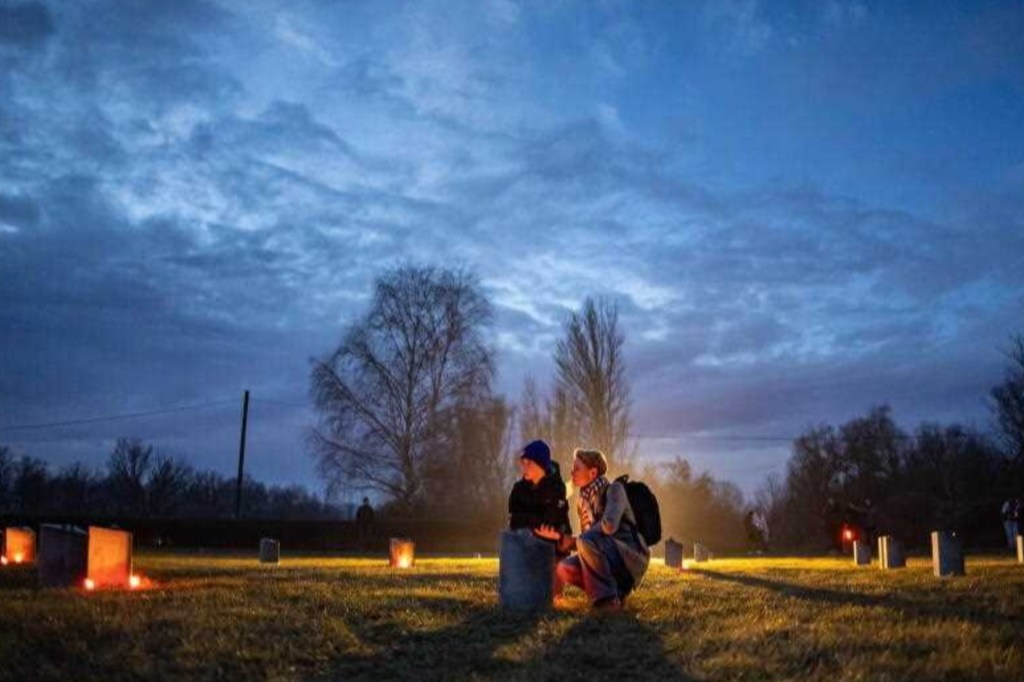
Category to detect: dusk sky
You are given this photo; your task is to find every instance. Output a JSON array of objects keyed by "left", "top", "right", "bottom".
[{"left": 1, "top": 0, "right": 1022, "bottom": 500}]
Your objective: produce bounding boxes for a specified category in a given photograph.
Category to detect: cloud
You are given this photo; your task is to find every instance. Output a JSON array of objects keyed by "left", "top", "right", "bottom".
[
  {"left": 2, "top": 0, "right": 1022, "bottom": 497},
  {"left": 0, "top": 2, "right": 54, "bottom": 47}
]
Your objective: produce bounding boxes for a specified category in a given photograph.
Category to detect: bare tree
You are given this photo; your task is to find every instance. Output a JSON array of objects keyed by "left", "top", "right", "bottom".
[
  {"left": 147, "top": 453, "right": 194, "bottom": 517},
  {"left": 0, "top": 445, "right": 12, "bottom": 512},
  {"left": 991, "top": 334, "right": 1024, "bottom": 461},
  {"left": 554, "top": 297, "right": 633, "bottom": 469},
  {"left": 518, "top": 377, "right": 580, "bottom": 470},
  {"left": 107, "top": 437, "right": 153, "bottom": 515},
  {"left": 310, "top": 265, "right": 495, "bottom": 511},
  {"left": 425, "top": 396, "right": 517, "bottom": 523}
]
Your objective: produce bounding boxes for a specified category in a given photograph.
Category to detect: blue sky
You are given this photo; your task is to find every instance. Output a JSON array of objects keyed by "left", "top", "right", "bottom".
[{"left": 1, "top": 0, "right": 1023, "bottom": 499}]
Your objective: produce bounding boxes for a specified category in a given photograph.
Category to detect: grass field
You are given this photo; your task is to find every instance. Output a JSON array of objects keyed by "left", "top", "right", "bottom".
[{"left": 1, "top": 552, "right": 1022, "bottom": 681}]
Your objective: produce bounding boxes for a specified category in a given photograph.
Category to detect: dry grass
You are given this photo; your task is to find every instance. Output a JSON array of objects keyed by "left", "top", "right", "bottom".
[{"left": 1, "top": 552, "right": 1022, "bottom": 681}]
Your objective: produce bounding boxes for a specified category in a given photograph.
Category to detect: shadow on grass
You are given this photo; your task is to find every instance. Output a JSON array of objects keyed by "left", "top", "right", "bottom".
[
  {"left": 323, "top": 603, "right": 544, "bottom": 680},
  {"left": 516, "top": 611, "right": 694, "bottom": 682},
  {"left": 691, "top": 568, "right": 1021, "bottom": 628},
  {"left": 323, "top": 597, "right": 693, "bottom": 682}
]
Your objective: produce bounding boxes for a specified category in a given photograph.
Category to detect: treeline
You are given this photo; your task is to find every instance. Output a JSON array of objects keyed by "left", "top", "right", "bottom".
[
  {"left": 758, "top": 336, "right": 1024, "bottom": 551},
  {"left": 0, "top": 438, "right": 344, "bottom": 520}
]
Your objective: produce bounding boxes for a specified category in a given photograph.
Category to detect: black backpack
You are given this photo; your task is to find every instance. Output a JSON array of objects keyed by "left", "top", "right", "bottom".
[{"left": 608, "top": 475, "right": 662, "bottom": 546}]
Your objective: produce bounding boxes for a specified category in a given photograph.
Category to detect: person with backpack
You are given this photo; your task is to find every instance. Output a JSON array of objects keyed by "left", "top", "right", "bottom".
[{"left": 534, "top": 448, "right": 652, "bottom": 610}]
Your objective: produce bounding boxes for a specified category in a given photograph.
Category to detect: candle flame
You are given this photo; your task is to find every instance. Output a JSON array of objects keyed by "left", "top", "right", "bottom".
[
  {"left": 129, "top": 575, "right": 141, "bottom": 589},
  {"left": 0, "top": 556, "right": 7, "bottom": 566},
  {"left": 84, "top": 579, "right": 96, "bottom": 591},
  {"left": 13, "top": 553, "right": 23, "bottom": 564}
]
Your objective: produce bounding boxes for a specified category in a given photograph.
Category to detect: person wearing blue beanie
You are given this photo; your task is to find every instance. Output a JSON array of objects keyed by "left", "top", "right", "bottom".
[
  {"left": 508, "top": 439, "right": 570, "bottom": 542},
  {"left": 520, "top": 439, "right": 552, "bottom": 473}
]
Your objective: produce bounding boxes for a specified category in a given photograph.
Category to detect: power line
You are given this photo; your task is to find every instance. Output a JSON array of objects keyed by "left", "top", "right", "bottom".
[{"left": 0, "top": 399, "right": 237, "bottom": 433}]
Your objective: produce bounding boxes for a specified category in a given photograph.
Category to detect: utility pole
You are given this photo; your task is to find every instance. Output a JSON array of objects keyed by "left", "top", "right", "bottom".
[{"left": 235, "top": 389, "right": 250, "bottom": 518}]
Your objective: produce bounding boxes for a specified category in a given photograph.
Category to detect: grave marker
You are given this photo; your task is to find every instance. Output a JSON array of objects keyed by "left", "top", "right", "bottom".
[
  {"left": 853, "top": 541, "right": 872, "bottom": 566},
  {"left": 498, "top": 530, "right": 554, "bottom": 611},
  {"left": 664, "top": 537, "right": 683, "bottom": 569},
  {"left": 259, "top": 538, "right": 280, "bottom": 564},
  {"left": 931, "top": 531, "right": 965, "bottom": 577},
  {"left": 878, "top": 536, "right": 905, "bottom": 569}
]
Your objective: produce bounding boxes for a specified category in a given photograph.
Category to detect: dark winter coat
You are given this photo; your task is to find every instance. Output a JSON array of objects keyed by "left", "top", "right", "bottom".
[{"left": 508, "top": 463, "right": 571, "bottom": 536}]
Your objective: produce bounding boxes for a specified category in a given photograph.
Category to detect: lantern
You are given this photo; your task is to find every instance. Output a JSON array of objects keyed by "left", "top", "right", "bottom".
[
  {"left": 389, "top": 537, "right": 415, "bottom": 568},
  {"left": 2, "top": 527, "right": 36, "bottom": 566}
]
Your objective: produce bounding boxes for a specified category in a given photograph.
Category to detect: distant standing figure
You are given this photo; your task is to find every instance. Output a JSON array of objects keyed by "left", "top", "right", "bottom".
[
  {"left": 356, "top": 497, "right": 375, "bottom": 549},
  {"left": 1001, "top": 497, "right": 1022, "bottom": 550}
]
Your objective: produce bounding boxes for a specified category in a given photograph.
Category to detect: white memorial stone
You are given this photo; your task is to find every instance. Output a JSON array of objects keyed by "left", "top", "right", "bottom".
[
  {"left": 931, "top": 531, "right": 965, "bottom": 577},
  {"left": 853, "top": 540, "right": 871, "bottom": 566},
  {"left": 878, "top": 536, "right": 905, "bottom": 569},
  {"left": 693, "top": 542, "right": 710, "bottom": 563}
]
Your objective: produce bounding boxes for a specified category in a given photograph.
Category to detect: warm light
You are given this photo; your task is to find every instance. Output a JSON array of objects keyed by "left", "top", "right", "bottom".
[
  {"left": 681, "top": 559, "right": 690, "bottom": 571},
  {"left": 13, "top": 553, "right": 23, "bottom": 564},
  {"left": 843, "top": 529, "right": 854, "bottom": 541},
  {"left": 129, "top": 575, "right": 141, "bottom": 589},
  {"left": 84, "top": 579, "right": 96, "bottom": 591},
  {"left": 0, "top": 556, "right": 7, "bottom": 566},
  {"left": 396, "top": 556, "right": 412, "bottom": 569}
]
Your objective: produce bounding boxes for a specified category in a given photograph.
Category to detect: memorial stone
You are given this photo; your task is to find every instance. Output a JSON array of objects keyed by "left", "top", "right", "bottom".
[
  {"left": 498, "top": 530, "right": 554, "bottom": 610},
  {"left": 260, "top": 538, "right": 280, "bottom": 564},
  {"left": 664, "top": 537, "right": 683, "bottom": 569},
  {"left": 931, "top": 531, "right": 965, "bottom": 577}
]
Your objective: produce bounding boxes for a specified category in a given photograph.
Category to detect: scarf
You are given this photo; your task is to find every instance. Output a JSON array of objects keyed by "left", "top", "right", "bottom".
[{"left": 577, "top": 475, "right": 609, "bottom": 532}]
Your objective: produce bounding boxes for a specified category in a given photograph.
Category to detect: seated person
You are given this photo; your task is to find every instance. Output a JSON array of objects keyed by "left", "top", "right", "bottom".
[{"left": 508, "top": 439, "right": 571, "bottom": 553}]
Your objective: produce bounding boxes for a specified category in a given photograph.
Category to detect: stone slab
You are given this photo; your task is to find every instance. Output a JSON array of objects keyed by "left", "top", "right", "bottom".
[
  {"left": 853, "top": 541, "right": 872, "bottom": 566},
  {"left": 878, "top": 536, "right": 905, "bottom": 569},
  {"left": 498, "top": 530, "right": 554, "bottom": 611},
  {"left": 693, "top": 542, "right": 710, "bottom": 563},
  {"left": 260, "top": 538, "right": 280, "bottom": 564},
  {"left": 931, "top": 531, "right": 965, "bottom": 577},
  {"left": 664, "top": 538, "right": 683, "bottom": 569},
  {"left": 1017, "top": 535, "right": 1023, "bottom": 564},
  {"left": 38, "top": 525, "right": 88, "bottom": 588}
]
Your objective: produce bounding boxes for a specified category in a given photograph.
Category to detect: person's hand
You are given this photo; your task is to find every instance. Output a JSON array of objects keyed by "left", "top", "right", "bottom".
[{"left": 533, "top": 524, "right": 561, "bottom": 541}]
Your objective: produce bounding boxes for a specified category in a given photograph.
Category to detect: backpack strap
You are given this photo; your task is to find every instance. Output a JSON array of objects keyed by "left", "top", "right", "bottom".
[{"left": 601, "top": 475, "right": 643, "bottom": 548}]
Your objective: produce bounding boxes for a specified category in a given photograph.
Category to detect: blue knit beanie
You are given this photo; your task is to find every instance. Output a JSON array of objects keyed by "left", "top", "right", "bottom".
[{"left": 520, "top": 440, "right": 552, "bottom": 471}]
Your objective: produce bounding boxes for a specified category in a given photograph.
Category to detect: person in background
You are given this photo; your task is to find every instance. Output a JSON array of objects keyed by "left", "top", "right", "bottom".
[
  {"left": 535, "top": 448, "right": 650, "bottom": 611},
  {"left": 356, "top": 497, "right": 375, "bottom": 550},
  {"left": 1001, "top": 496, "right": 1022, "bottom": 550}
]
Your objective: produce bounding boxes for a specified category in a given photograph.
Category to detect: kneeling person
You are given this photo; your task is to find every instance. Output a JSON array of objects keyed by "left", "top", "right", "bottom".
[{"left": 535, "top": 448, "right": 650, "bottom": 610}]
